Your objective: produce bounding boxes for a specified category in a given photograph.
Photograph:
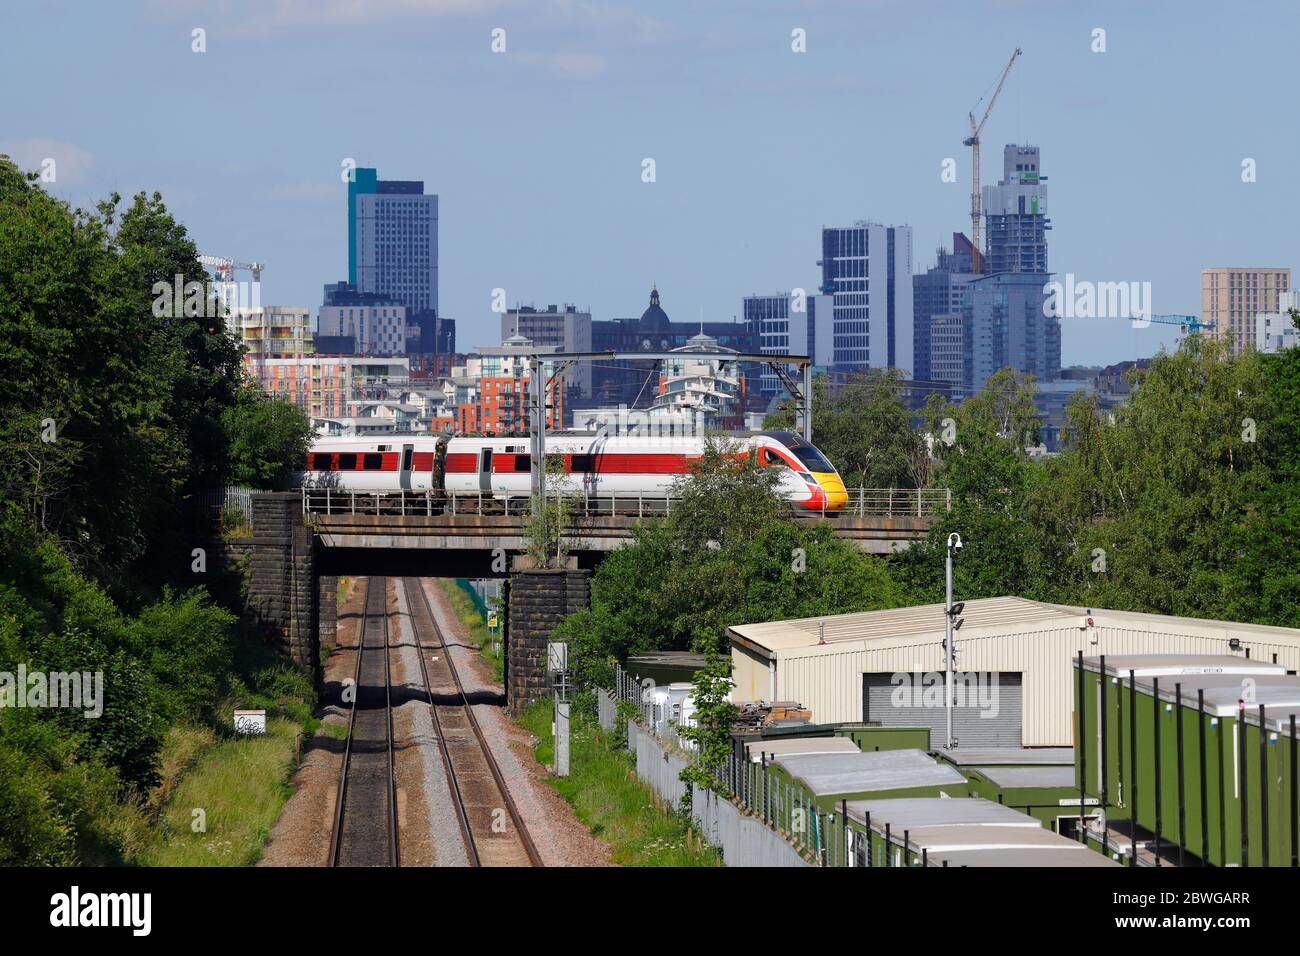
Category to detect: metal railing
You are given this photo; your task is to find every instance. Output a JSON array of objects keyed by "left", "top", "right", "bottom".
[
  {"left": 301, "top": 486, "right": 951, "bottom": 519},
  {"left": 610, "top": 662, "right": 946, "bottom": 868}
]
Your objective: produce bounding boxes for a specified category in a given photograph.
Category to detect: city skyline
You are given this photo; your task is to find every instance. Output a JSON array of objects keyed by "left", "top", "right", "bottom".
[{"left": 2, "top": 1, "right": 1295, "bottom": 368}]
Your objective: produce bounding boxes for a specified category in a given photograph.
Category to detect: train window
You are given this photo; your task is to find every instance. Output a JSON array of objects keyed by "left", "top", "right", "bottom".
[
  {"left": 362, "top": 453, "right": 382, "bottom": 470},
  {"left": 513, "top": 454, "right": 531, "bottom": 472},
  {"left": 792, "top": 446, "right": 834, "bottom": 473},
  {"left": 570, "top": 454, "right": 595, "bottom": 472},
  {"left": 337, "top": 454, "right": 357, "bottom": 470},
  {"left": 311, "top": 453, "right": 332, "bottom": 471},
  {"left": 401, "top": 448, "right": 413, "bottom": 471},
  {"left": 763, "top": 448, "right": 787, "bottom": 468}
]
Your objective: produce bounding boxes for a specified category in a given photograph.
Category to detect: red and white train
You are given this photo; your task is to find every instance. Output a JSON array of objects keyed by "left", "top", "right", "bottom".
[{"left": 298, "top": 430, "right": 848, "bottom": 511}]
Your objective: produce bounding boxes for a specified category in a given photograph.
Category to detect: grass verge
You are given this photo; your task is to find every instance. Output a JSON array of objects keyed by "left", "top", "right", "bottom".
[
  {"left": 439, "top": 579, "right": 504, "bottom": 682},
  {"left": 134, "top": 717, "right": 300, "bottom": 866},
  {"left": 518, "top": 700, "right": 720, "bottom": 867}
]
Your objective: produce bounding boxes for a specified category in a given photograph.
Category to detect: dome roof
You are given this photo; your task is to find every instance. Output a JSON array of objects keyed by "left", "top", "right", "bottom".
[{"left": 637, "top": 286, "right": 671, "bottom": 334}]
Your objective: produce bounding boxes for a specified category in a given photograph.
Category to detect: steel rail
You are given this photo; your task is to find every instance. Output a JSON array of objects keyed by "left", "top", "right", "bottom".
[
  {"left": 403, "top": 577, "right": 543, "bottom": 867},
  {"left": 328, "top": 577, "right": 399, "bottom": 867}
]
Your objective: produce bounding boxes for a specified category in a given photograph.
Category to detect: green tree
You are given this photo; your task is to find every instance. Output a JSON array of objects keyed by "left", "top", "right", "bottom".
[
  {"left": 222, "top": 387, "right": 314, "bottom": 490},
  {"left": 766, "top": 369, "right": 925, "bottom": 487},
  {"left": 677, "top": 650, "right": 737, "bottom": 797},
  {"left": 895, "top": 369, "right": 1049, "bottom": 603},
  {"left": 555, "top": 436, "right": 902, "bottom": 688}
]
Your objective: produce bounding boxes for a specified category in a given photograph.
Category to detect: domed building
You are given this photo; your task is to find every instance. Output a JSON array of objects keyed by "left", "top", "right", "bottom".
[{"left": 587, "top": 286, "right": 759, "bottom": 409}]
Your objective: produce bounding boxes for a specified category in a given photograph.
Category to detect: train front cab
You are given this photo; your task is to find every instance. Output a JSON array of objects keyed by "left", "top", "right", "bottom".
[{"left": 760, "top": 431, "right": 848, "bottom": 511}]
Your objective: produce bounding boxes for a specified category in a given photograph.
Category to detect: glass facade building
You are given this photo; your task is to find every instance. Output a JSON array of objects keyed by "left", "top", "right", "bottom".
[
  {"left": 349, "top": 168, "right": 438, "bottom": 317},
  {"left": 817, "top": 222, "right": 913, "bottom": 375}
]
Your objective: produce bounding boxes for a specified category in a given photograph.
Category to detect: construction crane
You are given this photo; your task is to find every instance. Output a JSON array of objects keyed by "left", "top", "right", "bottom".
[
  {"left": 963, "top": 47, "right": 1021, "bottom": 271},
  {"left": 1143, "top": 314, "right": 1216, "bottom": 335},
  {"left": 198, "top": 254, "right": 265, "bottom": 285}
]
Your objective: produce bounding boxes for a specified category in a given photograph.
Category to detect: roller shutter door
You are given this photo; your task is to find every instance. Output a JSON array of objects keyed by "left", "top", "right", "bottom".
[{"left": 862, "top": 672, "right": 1023, "bottom": 748}]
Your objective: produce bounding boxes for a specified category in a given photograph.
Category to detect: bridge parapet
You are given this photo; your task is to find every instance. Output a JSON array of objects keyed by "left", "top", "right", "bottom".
[{"left": 302, "top": 487, "right": 950, "bottom": 520}]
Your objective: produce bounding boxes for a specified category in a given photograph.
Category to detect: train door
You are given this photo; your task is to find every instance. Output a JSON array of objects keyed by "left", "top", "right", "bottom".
[
  {"left": 399, "top": 443, "right": 414, "bottom": 491},
  {"left": 478, "top": 447, "right": 493, "bottom": 493}
]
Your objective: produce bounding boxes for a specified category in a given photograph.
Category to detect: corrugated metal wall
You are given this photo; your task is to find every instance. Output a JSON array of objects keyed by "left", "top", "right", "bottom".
[
  {"left": 731, "top": 644, "right": 769, "bottom": 702},
  {"left": 778, "top": 640, "right": 865, "bottom": 721},
  {"left": 763, "top": 622, "right": 1300, "bottom": 747},
  {"left": 862, "top": 672, "right": 1023, "bottom": 748}
]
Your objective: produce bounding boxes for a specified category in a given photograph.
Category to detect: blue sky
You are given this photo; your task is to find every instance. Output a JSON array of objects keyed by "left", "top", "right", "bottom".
[{"left": 2, "top": 0, "right": 1295, "bottom": 367}]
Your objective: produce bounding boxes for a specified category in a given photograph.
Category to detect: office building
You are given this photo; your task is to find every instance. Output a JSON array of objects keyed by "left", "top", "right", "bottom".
[
  {"left": 318, "top": 297, "right": 407, "bottom": 356},
  {"left": 817, "top": 222, "right": 913, "bottom": 374},
  {"left": 744, "top": 293, "right": 805, "bottom": 399},
  {"left": 929, "top": 312, "right": 966, "bottom": 390},
  {"left": 1203, "top": 267, "right": 1292, "bottom": 355},
  {"left": 912, "top": 233, "right": 979, "bottom": 383},
  {"left": 348, "top": 167, "right": 438, "bottom": 315},
  {"left": 963, "top": 271, "right": 1061, "bottom": 391},
  {"left": 502, "top": 304, "right": 592, "bottom": 397}
]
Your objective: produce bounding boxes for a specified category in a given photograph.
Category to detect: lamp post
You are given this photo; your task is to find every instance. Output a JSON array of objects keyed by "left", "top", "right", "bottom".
[{"left": 944, "top": 533, "right": 964, "bottom": 750}]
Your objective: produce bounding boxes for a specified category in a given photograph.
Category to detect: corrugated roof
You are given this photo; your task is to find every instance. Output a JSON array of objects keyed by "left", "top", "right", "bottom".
[
  {"left": 973, "top": 766, "right": 1076, "bottom": 790},
  {"left": 1086, "top": 655, "right": 1287, "bottom": 678},
  {"left": 774, "top": 748, "right": 965, "bottom": 797},
  {"left": 930, "top": 846, "right": 1118, "bottom": 867},
  {"left": 1199, "top": 685, "right": 1300, "bottom": 717},
  {"left": 730, "top": 596, "right": 1067, "bottom": 655},
  {"left": 1116, "top": 673, "right": 1300, "bottom": 718},
  {"left": 744, "top": 737, "right": 860, "bottom": 762},
  {"left": 937, "top": 748, "right": 1074, "bottom": 767},
  {"left": 730, "top": 597, "right": 1300, "bottom": 657},
  {"left": 845, "top": 797, "right": 1041, "bottom": 830},
  {"left": 907, "top": 824, "right": 1069, "bottom": 851}
]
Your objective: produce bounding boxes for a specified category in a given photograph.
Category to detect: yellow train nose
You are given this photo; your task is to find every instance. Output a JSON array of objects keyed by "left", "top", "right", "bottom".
[{"left": 813, "top": 472, "right": 848, "bottom": 510}]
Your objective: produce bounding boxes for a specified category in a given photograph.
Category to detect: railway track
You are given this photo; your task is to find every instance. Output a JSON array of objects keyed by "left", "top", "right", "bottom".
[
  {"left": 403, "top": 576, "right": 543, "bottom": 867},
  {"left": 329, "top": 576, "right": 398, "bottom": 867}
]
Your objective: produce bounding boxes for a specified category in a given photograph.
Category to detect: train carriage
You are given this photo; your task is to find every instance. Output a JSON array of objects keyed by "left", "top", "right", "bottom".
[{"left": 299, "top": 430, "right": 848, "bottom": 511}]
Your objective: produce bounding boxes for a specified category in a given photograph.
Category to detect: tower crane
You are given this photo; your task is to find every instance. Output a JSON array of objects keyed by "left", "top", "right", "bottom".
[
  {"left": 1140, "top": 315, "right": 1217, "bottom": 335},
  {"left": 964, "top": 47, "right": 1021, "bottom": 271},
  {"left": 198, "top": 254, "right": 265, "bottom": 285}
]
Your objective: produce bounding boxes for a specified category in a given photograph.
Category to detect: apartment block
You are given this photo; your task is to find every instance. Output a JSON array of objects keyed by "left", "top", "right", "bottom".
[{"left": 1203, "top": 267, "right": 1292, "bottom": 354}]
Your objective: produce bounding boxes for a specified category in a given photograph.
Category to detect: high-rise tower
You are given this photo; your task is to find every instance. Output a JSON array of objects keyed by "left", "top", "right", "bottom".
[
  {"left": 982, "top": 145, "right": 1049, "bottom": 275},
  {"left": 348, "top": 167, "right": 439, "bottom": 316}
]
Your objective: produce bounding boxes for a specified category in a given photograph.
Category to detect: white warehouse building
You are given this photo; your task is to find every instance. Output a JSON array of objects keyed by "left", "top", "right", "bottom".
[{"left": 728, "top": 597, "right": 1300, "bottom": 748}]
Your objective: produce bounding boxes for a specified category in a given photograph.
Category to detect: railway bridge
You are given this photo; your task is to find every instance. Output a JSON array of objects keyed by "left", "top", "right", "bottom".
[{"left": 237, "top": 488, "right": 945, "bottom": 713}]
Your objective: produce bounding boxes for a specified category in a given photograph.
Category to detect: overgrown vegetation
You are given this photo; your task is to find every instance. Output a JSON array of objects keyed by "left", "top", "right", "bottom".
[
  {"left": 525, "top": 453, "right": 575, "bottom": 569},
  {"left": 518, "top": 700, "right": 720, "bottom": 866},
  {"left": 894, "top": 339, "right": 1300, "bottom": 625},
  {"left": 562, "top": 327, "right": 1300, "bottom": 715},
  {"left": 440, "top": 580, "right": 505, "bottom": 683},
  {"left": 135, "top": 718, "right": 300, "bottom": 867},
  {"left": 0, "top": 156, "right": 315, "bottom": 864},
  {"left": 553, "top": 436, "right": 902, "bottom": 690}
]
